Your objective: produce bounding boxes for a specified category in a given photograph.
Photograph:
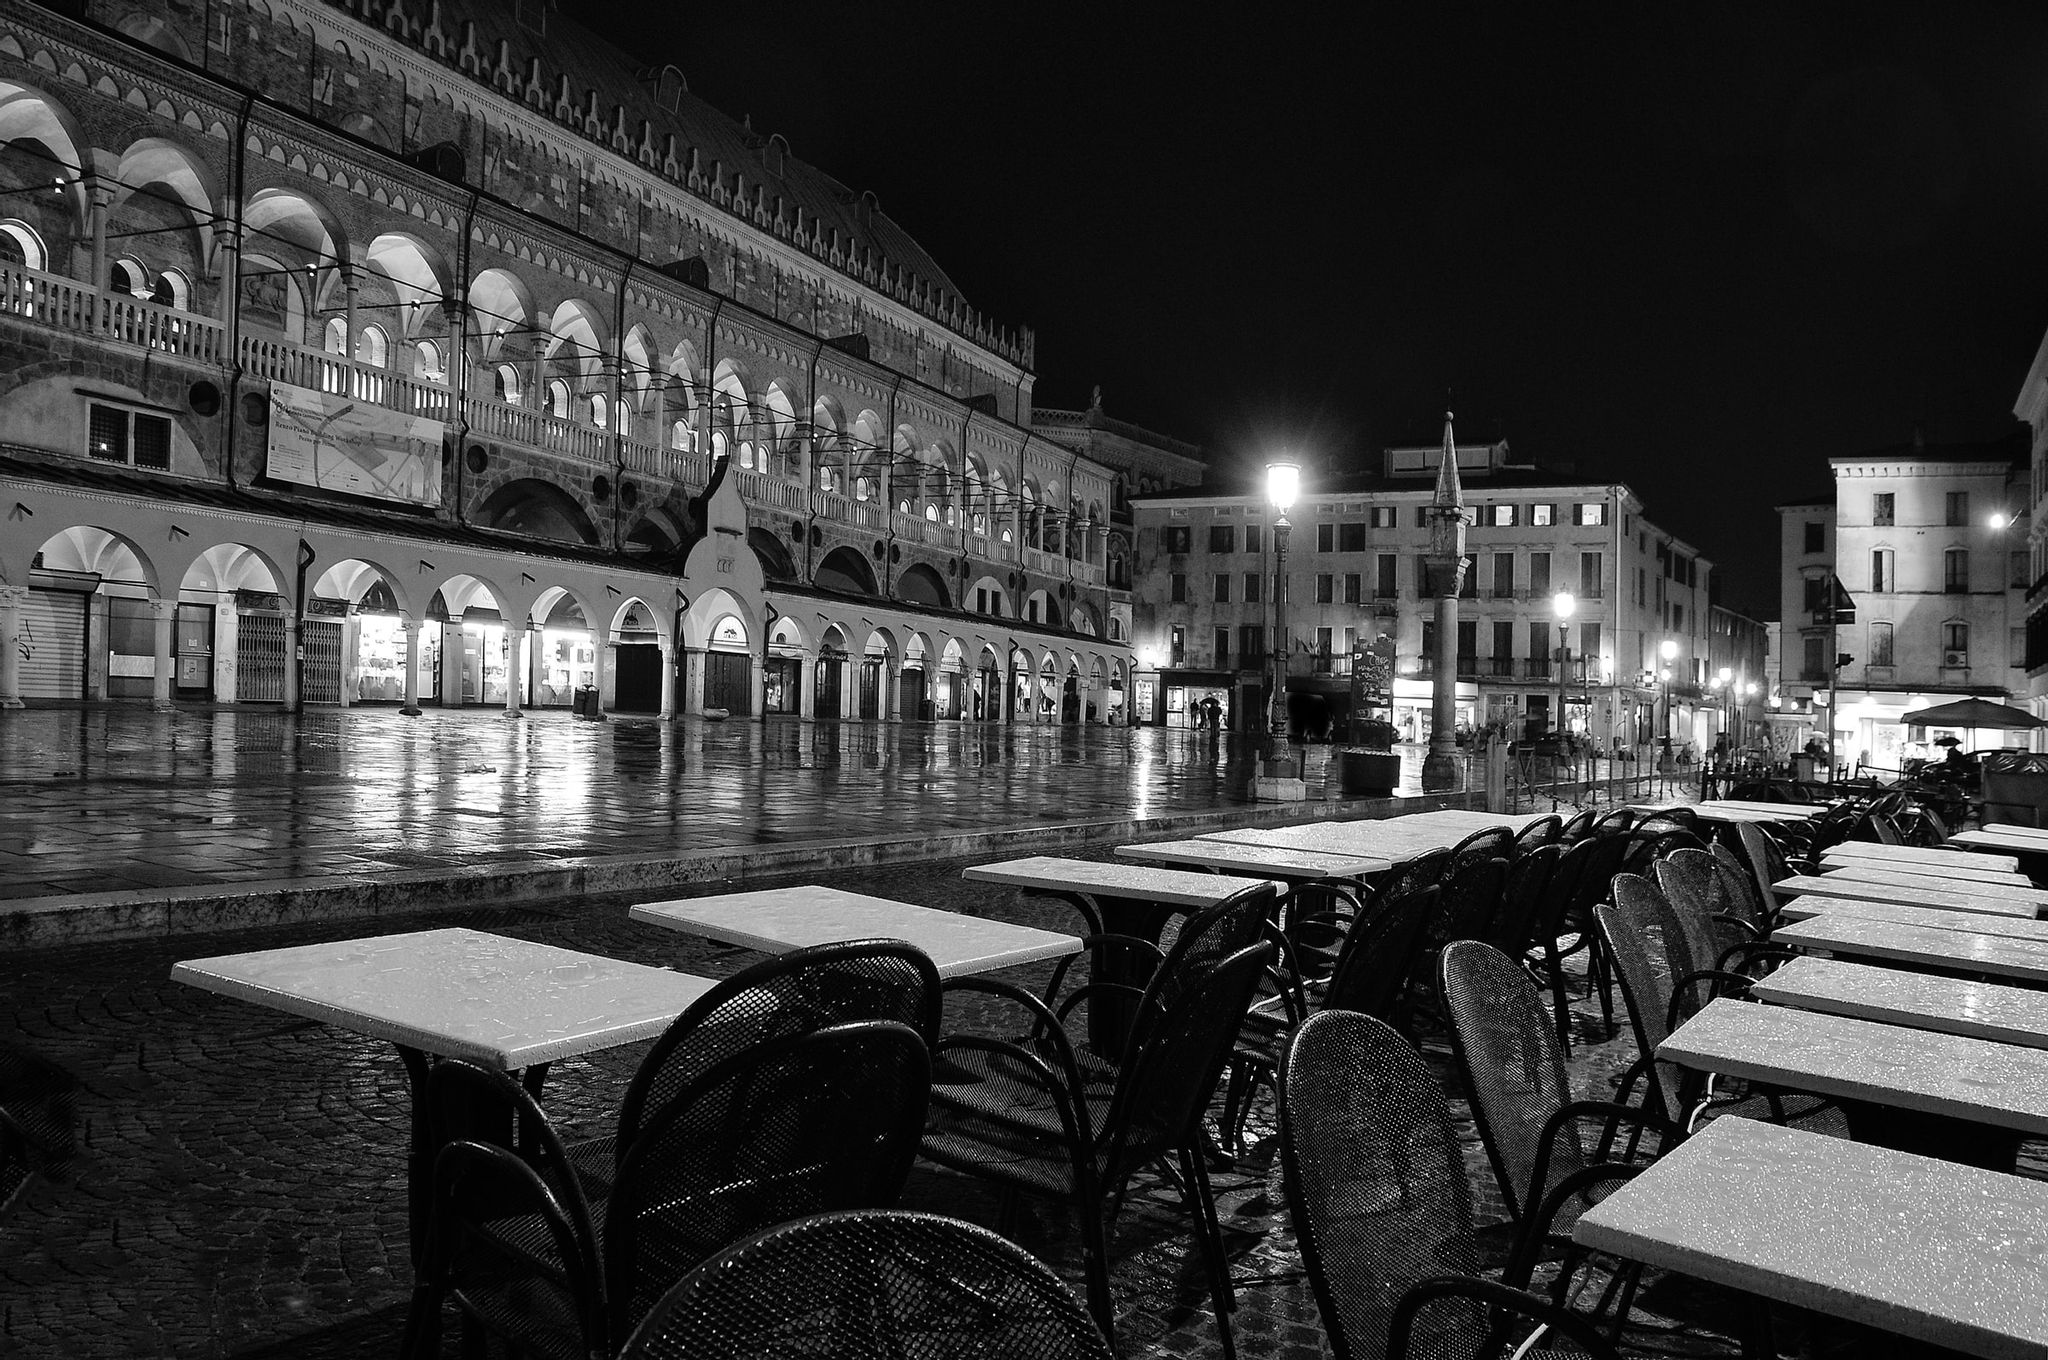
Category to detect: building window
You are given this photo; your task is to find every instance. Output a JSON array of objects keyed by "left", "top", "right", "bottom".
[
  {"left": 1171, "top": 625, "right": 1186, "bottom": 665},
  {"left": 1575, "top": 502, "right": 1608, "bottom": 526},
  {"left": 1415, "top": 506, "right": 1430, "bottom": 528},
  {"left": 1488, "top": 504, "right": 1517, "bottom": 527},
  {"left": 1244, "top": 524, "right": 1263, "bottom": 553},
  {"left": 1870, "top": 550, "right": 1893, "bottom": 594},
  {"left": 87, "top": 402, "right": 171, "bottom": 470},
  {"left": 1213, "top": 574, "right": 1231, "bottom": 603},
  {"left": 1244, "top": 573, "right": 1261, "bottom": 604},
  {"left": 1343, "top": 573, "right": 1361, "bottom": 604},
  {"left": 1944, "top": 549, "right": 1969, "bottom": 593},
  {"left": 323, "top": 316, "right": 348, "bottom": 356},
  {"left": 1316, "top": 573, "right": 1334, "bottom": 604},
  {"left": 1208, "top": 524, "right": 1235, "bottom": 553},
  {"left": 1492, "top": 621, "right": 1514, "bottom": 676},
  {"left": 1376, "top": 554, "right": 1397, "bottom": 597},
  {"left": 494, "top": 365, "right": 521, "bottom": 405},
  {"left": 1530, "top": 503, "right": 1555, "bottom": 526},
  {"left": 1580, "top": 622, "right": 1602, "bottom": 672},
  {"left": 1368, "top": 506, "right": 1396, "bottom": 529},
  {"left": 1870, "top": 621, "right": 1894, "bottom": 667},
  {"left": 1947, "top": 492, "right": 1969, "bottom": 527},
  {"left": 1164, "top": 525, "right": 1192, "bottom": 555},
  {"left": 1316, "top": 626, "right": 1333, "bottom": 656},
  {"left": 1804, "top": 520, "right": 1826, "bottom": 551},
  {"left": 1871, "top": 495, "right": 1893, "bottom": 528},
  {"left": 1238, "top": 625, "right": 1264, "bottom": 662},
  {"left": 1170, "top": 572, "right": 1187, "bottom": 602},
  {"left": 1338, "top": 522, "right": 1366, "bottom": 552},
  {"left": 414, "top": 340, "right": 443, "bottom": 381},
  {"left": 354, "top": 323, "right": 387, "bottom": 368},
  {"left": 1529, "top": 551, "right": 1551, "bottom": 596},
  {"left": 1493, "top": 553, "right": 1514, "bottom": 597},
  {"left": 1579, "top": 551, "right": 1602, "bottom": 598},
  {"left": 1316, "top": 522, "right": 1335, "bottom": 552},
  {"left": 1943, "top": 620, "right": 1969, "bottom": 661},
  {"left": 1214, "top": 627, "right": 1230, "bottom": 666}
]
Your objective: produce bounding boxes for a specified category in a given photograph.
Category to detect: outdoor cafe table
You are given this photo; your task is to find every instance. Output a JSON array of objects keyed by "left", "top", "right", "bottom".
[
  {"left": 1775, "top": 914, "right": 2048, "bottom": 989},
  {"left": 1751, "top": 955, "right": 2048, "bottom": 1052},
  {"left": 1643, "top": 800, "right": 1820, "bottom": 826},
  {"left": 629, "top": 886, "right": 1083, "bottom": 979},
  {"left": 1113, "top": 838, "right": 1389, "bottom": 883},
  {"left": 171, "top": 926, "right": 719, "bottom": 1258},
  {"left": 1573, "top": 1116, "right": 2048, "bottom": 1359},
  {"left": 1819, "top": 854, "right": 2035, "bottom": 892},
  {"left": 1660, "top": 996, "right": 2048, "bottom": 1169},
  {"left": 1201, "top": 818, "right": 1482, "bottom": 866},
  {"left": 1773, "top": 896, "right": 2048, "bottom": 945},
  {"left": 1951, "top": 828, "right": 2048, "bottom": 860},
  {"left": 1772, "top": 874, "right": 2040, "bottom": 919},
  {"left": 1823, "top": 841, "right": 2022, "bottom": 875}
]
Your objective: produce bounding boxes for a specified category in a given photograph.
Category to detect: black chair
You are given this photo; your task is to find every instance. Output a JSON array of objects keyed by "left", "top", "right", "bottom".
[
  {"left": 1447, "top": 826, "right": 1515, "bottom": 876},
  {"left": 617, "top": 1210, "right": 1115, "bottom": 1359},
  {"left": 1652, "top": 848, "right": 1760, "bottom": 961},
  {"left": 1407, "top": 855, "right": 1511, "bottom": 1031},
  {"left": 1387, "top": 1276, "right": 1624, "bottom": 1360},
  {"left": 1589, "top": 809, "right": 1636, "bottom": 838},
  {"left": 408, "top": 1138, "right": 608, "bottom": 1360},
  {"left": 1511, "top": 813, "right": 1565, "bottom": 857},
  {"left": 1439, "top": 941, "right": 1675, "bottom": 1231},
  {"left": 1732, "top": 822, "right": 1790, "bottom": 921},
  {"left": 1279, "top": 1010, "right": 1625, "bottom": 1360},
  {"left": 922, "top": 941, "right": 1275, "bottom": 1357},
  {"left": 1487, "top": 843, "right": 1560, "bottom": 959},
  {"left": 611, "top": 939, "right": 942, "bottom": 1180},
  {"left": 1556, "top": 809, "right": 1598, "bottom": 843},
  {"left": 606, "top": 1020, "right": 932, "bottom": 1341},
  {"left": 1219, "top": 884, "right": 1441, "bottom": 1151}
]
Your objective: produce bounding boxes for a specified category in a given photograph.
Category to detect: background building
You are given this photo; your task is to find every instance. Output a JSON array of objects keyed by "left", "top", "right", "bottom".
[
  {"left": 1128, "top": 439, "right": 1717, "bottom": 752},
  {"left": 1776, "top": 433, "right": 2029, "bottom": 773},
  {"left": 0, "top": 0, "right": 1134, "bottom": 723}
]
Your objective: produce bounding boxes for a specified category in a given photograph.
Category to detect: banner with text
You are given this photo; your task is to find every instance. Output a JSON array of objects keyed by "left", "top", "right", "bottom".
[{"left": 265, "top": 383, "right": 443, "bottom": 508}]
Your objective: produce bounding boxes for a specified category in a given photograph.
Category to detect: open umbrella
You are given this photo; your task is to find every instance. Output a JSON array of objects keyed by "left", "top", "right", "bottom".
[{"left": 1898, "top": 697, "right": 2046, "bottom": 750}]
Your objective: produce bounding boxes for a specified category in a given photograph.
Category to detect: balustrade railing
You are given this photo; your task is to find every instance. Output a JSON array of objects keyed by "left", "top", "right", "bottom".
[{"left": 0, "top": 263, "right": 226, "bottom": 365}]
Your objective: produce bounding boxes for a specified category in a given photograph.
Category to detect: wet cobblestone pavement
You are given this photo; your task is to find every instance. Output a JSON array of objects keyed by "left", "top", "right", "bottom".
[
  {"left": 0, "top": 707, "right": 1441, "bottom": 904},
  {"left": 0, "top": 840, "right": 1964, "bottom": 1360}
]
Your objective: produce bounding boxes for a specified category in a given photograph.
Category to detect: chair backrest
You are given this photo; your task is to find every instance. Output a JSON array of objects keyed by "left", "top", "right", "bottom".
[
  {"left": 1447, "top": 827, "right": 1514, "bottom": 876},
  {"left": 1439, "top": 940, "right": 1578, "bottom": 1225},
  {"left": 1610, "top": 873, "right": 1704, "bottom": 987},
  {"left": 1511, "top": 814, "right": 1564, "bottom": 857},
  {"left": 1557, "top": 809, "right": 1598, "bottom": 843},
  {"left": 1487, "top": 844, "right": 1559, "bottom": 957},
  {"left": 1323, "top": 884, "right": 1439, "bottom": 1021},
  {"left": 1858, "top": 812, "right": 1903, "bottom": 844},
  {"left": 423, "top": 1058, "right": 598, "bottom": 1252},
  {"left": 1100, "top": 942, "right": 1274, "bottom": 1188},
  {"left": 1565, "top": 830, "right": 1634, "bottom": 919},
  {"left": 1706, "top": 842, "right": 1770, "bottom": 935},
  {"left": 1427, "top": 855, "right": 1511, "bottom": 951},
  {"left": 606, "top": 1019, "right": 932, "bottom": 1339},
  {"left": 1733, "top": 822, "right": 1786, "bottom": 916},
  {"left": 618, "top": 1209, "right": 1115, "bottom": 1359},
  {"left": 1280, "top": 1009, "right": 1476, "bottom": 1360},
  {"left": 420, "top": 1138, "right": 608, "bottom": 1360},
  {"left": 1593, "top": 902, "right": 1683, "bottom": 1126},
  {"left": 1383, "top": 846, "right": 1452, "bottom": 903},
  {"left": 1530, "top": 837, "right": 1599, "bottom": 946},
  {"left": 1591, "top": 808, "right": 1637, "bottom": 838},
  {"left": 615, "top": 939, "right": 941, "bottom": 1159}
]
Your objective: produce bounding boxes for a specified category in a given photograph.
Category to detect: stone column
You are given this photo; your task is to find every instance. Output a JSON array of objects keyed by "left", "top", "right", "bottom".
[
  {"left": 399, "top": 619, "right": 423, "bottom": 715},
  {"left": 282, "top": 614, "right": 301, "bottom": 711},
  {"left": 150, "top": 600, "right": 174, "bottom": 708},
  {"left": 88, "top": 184, "right": 113, "bottom": 294},
  {"left": 342, "top": 261, "right": 360, "bottom": 365},
  {"left": 0, "top": 585, "right": 23, "bottom": 708},
  {"left": 211, "top": 223, "right": 240, "bottom": 324},
  {"left": 658, "top": 639, "right": 676, "bottom": 720},
  {"left": 501, "top": 629, "right": 524, "bottom": 718},
  {"left": 586, "top": 642, "right": 607, "bottom": 721},
  {"left": 883, "top": 657, "right": 901, "bottom": 721}
]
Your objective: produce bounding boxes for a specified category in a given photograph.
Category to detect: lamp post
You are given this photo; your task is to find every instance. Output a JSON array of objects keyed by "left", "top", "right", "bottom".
[
  {"left": 1265, "top": 460, "right": 1298, "bottom": 748},
  {"left": 1657, "top": 637, "right": 1678, "bottom": 771},
  {"left": 1551, "top": 591, "right": 1575, "bottom": 740}
]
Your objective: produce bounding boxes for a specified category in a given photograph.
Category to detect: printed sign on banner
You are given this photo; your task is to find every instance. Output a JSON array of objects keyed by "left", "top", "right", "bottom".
[{"left": 265, "top": 383, "right": 443, "bottom": 508}]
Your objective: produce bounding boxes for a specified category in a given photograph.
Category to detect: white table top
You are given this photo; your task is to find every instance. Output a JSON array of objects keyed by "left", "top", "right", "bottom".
[
  {"left": 1776, "top": 914, "right": 2048, "bottom": 986},
  {"left": 1661, "top": 998, "right": 2048, "bottom": 1135},
  {"left": 1397, "top": 808, "right": 1548, "bottom": 830},
  {"left": 961, "top": 856, "right": 1275, "bottom": 909},
  {"left": 629, "top": 887, "right": 1081, "bottom": 979},
  {"left": 1575, "top": 1117, "right": 2048, "bottom": 1359},
  {"left": 1201, "top": 821, "right": 1463, "bottom": 863},
  {"left": 1821, "top": 859, "right": 2036, "bottom": 892},
  {"left": 1954, "top": 829, "right": 2048, "bottom": 854},
  {"left": 1775, "top": 874, "right": 2038, "bottom": 919},
  {"left": 1825, "top": 842, "right": 2022, "bottom": 875},
  {"left": 1702, "top": 799, "right": 1828, "bottom": 817},
  {"left": 171, "top": 927, "right": 719, "bottom": 1070},
  {"left": 1753, "top": 956, "right": 2048, "bottom": 1052},
  {"left": 1114, "top": 839, "right": 1388, "bottom": 880},
  {"left": 1775, "top": 896, "right": 2048, "bottom": 944},
  {"left": 1654, "top": 801, "right": 1819, "bottom": 825}
]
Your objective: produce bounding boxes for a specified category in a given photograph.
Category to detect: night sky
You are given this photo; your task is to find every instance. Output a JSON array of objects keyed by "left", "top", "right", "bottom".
[{"left": 584, "top": 2, "right": 2048, "bottom": 616}]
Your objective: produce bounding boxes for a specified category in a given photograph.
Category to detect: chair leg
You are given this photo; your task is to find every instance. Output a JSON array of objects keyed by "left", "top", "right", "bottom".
[
  {"left": 1077, "top": 1200, "right": 1117, "bottom": 1349},
  {"left": 398, "top": 1282, "right": 439, "bottom": 1360},
  {"left": 1180, "top": 1145, "right": 1239, "bottom": 1360}
]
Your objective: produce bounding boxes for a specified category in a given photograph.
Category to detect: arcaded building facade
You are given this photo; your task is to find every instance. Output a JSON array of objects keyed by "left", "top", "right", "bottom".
[{"left": 0, "top": 0, "right": 1130, "bottom": 724}]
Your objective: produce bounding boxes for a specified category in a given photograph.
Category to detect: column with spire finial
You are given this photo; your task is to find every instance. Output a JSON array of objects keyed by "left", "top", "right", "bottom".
[{"left": 1422, "top": 410, "right": 1468, "bottom": 793}]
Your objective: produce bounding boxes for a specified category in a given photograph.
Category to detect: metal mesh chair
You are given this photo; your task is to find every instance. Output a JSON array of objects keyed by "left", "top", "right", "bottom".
[
  {"left": 407, "top": 1138, "right": 607, "bottom": 1360},
  {"left": 922, "top": 941, "right": 1275, "bottom": 1357},
  {"left": 1439, "top": 941, "right": 1673, "bottom": 1231},
  {"left": 617, "top": 1210, "right": 1115, "bottom": 1359},
  {"left": 1447, "top": 826, "right": 1515, "bottom": 877},
  {"left": 1386, "top": 1276, "right": 1624, "bottom": 1360},
  {"left": 612, "top": 939, "right": 941, "bottom": 1174},
  {"left": 1556, "top": 809, "right": 1598, "bottom": 843},
  {"left": 1279, "top": 1009, "right": 1478, "bottom": 1360},
  {"left": 1653, "top": 848, "right": 1760, "bottom": 961},
  {"left": 1511, "top": 814, "right": 1565, "bottom": 856},
  {"left": 1707, "top": 842, "right": 1773, "bottom": 937},
  {"left": 1487, "top": 844, "right": 1559, "bottom": 959},
  {"left": 1592, "top": 901, "right": 1690, "bottom": 1128},
  {"left": 606, "top": 1019, "right": 932, "bottom": 1341},
  {"left": 1733, "top": 822, "right": 1789, "bottom": 920}
]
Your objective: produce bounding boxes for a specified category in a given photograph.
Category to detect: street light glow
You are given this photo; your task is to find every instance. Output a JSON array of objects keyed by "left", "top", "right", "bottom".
[
  {"left": 1552, "top": 590, "right": 1576, "bottom": 621},
  {"left": 1991, "top": 512, "right": 2010, "bottom": 530},
  {"left": 1659, "top": 638, "right": 1677, "bottom": 662},
  {"left": 1265, "top": 461, "right": 1299, "bottom": 513}
]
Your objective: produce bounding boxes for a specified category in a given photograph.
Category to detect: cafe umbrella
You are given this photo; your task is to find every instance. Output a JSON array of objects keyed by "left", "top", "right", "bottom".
[{"left": 1898, "top": 697, "right": 2048, "bottom": 749}]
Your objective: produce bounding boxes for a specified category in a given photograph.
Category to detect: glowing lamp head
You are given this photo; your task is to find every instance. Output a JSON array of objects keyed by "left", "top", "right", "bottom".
[
  {"left": 1552, "top": 591, "right": 1576, "bottom": 621},
  {"left": 1991, "top": 512, "right": 2010, "bottom": 531},
  {"left": 1659, "top": 638, "right": 1678, "bottom": 662},
  {"left": 1265, "top": 461, "right": 1299, "bottom": 514}
]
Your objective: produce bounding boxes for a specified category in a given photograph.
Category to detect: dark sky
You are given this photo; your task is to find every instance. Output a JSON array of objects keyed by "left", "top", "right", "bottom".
[{"left": 583, "top": 1, "right": 2048, "bottom": 616}]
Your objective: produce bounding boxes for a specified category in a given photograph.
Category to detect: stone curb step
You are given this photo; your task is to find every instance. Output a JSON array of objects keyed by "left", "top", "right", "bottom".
[{"left": 2, "top": 790, "right": 1493, "bottom": 949}]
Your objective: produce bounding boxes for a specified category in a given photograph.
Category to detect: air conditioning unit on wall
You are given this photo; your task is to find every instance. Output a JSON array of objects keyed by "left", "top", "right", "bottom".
[{"left": 1944, "top": 651, "right": 1969, "bottom": 666}]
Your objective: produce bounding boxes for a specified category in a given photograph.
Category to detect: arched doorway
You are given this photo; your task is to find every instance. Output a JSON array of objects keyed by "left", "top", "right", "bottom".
[{"left": 816, "top": 623, "right": 850, "bottom": 719}]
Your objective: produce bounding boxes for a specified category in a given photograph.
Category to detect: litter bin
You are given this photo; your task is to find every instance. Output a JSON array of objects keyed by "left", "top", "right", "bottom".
[
  {"left": 573, "top": 685, "right": 596, "bottom": 718},
  {"left": 1790, "top": 753, "right": 1815, "bottom": 782}
]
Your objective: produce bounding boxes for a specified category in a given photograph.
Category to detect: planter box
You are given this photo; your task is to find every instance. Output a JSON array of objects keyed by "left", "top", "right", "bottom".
[{"left": 1339, "top": 750, "right": 1401, "bottom": 797}]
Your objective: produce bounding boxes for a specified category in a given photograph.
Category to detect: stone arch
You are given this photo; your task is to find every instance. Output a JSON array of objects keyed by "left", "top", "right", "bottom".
[
  {"left": 623, "top": 507, "right": 682, "bottom": 560},
  {"left": 709, "top": 359, "right": 750, "bottom": 465},
  {"left": 605, "top": 594, "right": 670, "bottom": 649},
  {"left": 1070, "top": 600, "right": 1101, "bottom": 637},
  {"left": 0, "top": 83, "right": 91, "bottom": 240},
  {"left": 307, "top": 555, "right": 410, "bottom": 615},
  {"left": 34, "top": 524, "right": 162, "bottom": 595},
  {"left": 966, "top": 574, "right": 1009, "bottom": 617},
  {"left": 364, "top": 232, "right": 450, "bottom": 338},
  {"left": 683, "top": 585, "right": 756, "bottom": 651},
  {"left": 814, "top": 544, "right": 878, "bottom": 596},
  {"left": 747, "top": 525, "right": 798, "bottom": 582},
  {"left": 760, "top": 380, "right": 799, "bottom": 478},
  {"left": 115, "top": 12, "right": 197, "bottom": 61},
  {"left": 896, "top": 562, "right": 950, "bottom": 610},
  {"left": 469, "top": 266, "right": 534, "bottom": 354},
  {"left": 473, "top": 478, "right": 599, "bottom": 545},
  {"left": 1023, "top": 588, "right": 1062, "bottom": 629}
]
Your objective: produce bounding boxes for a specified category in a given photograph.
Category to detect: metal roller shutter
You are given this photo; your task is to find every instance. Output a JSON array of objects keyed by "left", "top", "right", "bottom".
[{"left": 19, "top": 590, "right": 86, "bottom": 701}]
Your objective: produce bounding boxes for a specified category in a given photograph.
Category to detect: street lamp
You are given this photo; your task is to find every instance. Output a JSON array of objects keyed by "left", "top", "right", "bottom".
[
  {"left": 1551, "top": 590, "right": 1575, "bottom": 739},
  {"left": 1658, "top": 637, "right": 1678, "bottom": 771},
  {"left": 1265, "top": 460, "right": 1299, "bottom": 743}
]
